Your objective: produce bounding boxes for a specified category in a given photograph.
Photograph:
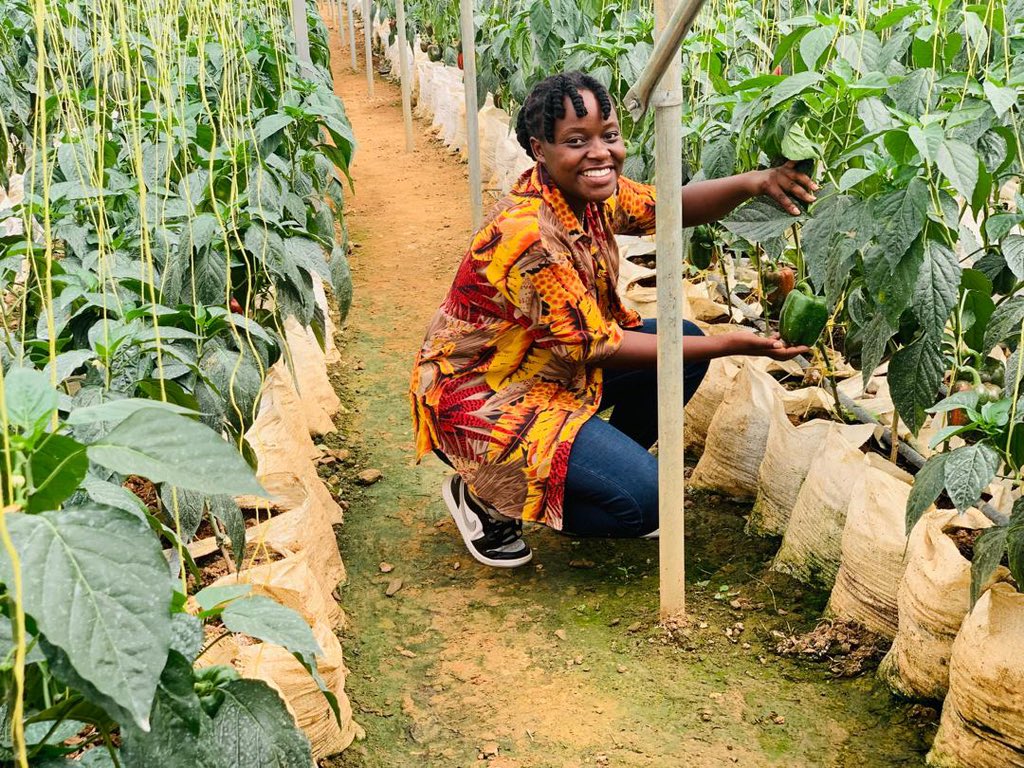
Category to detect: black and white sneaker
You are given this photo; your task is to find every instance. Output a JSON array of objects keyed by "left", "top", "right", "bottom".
[{"left": 442, "top": 474, "right": 533, "bottom": 568}]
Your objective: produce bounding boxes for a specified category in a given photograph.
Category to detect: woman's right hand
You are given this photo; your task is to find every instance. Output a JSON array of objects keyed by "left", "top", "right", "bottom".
[{"left": 727, "top": 331, "right": 809, "bottom": 361}]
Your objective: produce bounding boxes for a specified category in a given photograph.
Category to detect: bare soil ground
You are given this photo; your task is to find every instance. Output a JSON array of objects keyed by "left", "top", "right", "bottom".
[{"left": 320, "top": 20, "right": 936, "bottom": 768}]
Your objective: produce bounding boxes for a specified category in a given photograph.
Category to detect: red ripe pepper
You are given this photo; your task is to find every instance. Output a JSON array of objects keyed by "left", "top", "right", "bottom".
[
  {"left": 229, "top": 297, "right": 243, "bottom": 315},
  {"left": 457, "top": 51, "right": 464, "bottom": 70}
]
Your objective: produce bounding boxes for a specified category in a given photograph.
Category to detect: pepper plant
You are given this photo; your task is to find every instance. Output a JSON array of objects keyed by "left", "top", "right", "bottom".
[{"left": 0, "top": 0, "right": 356, "bottom": 763}]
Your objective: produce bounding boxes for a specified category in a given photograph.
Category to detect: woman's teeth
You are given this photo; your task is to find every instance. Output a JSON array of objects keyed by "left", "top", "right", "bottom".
[{"left": 582, "top": 168, "right": 612, "bottom": 178}]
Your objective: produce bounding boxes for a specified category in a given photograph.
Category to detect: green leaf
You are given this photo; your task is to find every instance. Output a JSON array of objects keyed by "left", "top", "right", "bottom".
[
  {"left": 121, "top": 652, "right": 228, "bottom": 768},
  {"left": 865, "top": 240, "right": 924, "bottom": 326},
  {"left": 0, "top": 616, "right": 45, "bottom": 669},
  {"left": 212, "top": 679, "right": 312, "bottom": 767},
  {"left": 799, "top": 25, "right": 836, "bottom": 69},
  {"left": 838, "top": 168, "right": 875, "bottom": 191},
  {"left": 892, "top": 68, "right": 937, "bottom": 118},
  {"left": 936, "top": 139, "right": 980, "bottom": 201},
  {"left": 87, "top": 409, "right": 265, "bottom": 497},
  {"left": 927, "top": 389, "right": 981, "bottom": 414},
  {"left": 802, "top": 194, "right": 856, "bottom": 295},
  {"left": 983, "top": 81, "right": 1017, "bottom": 119},
  {"left": 912, "top": 238, "right": 961, "bottom": 339},
  {"left": 1007, "top": 499, "right": 1024, "bottom": 591},
  {"left": 700, "top": 137, "right": 736, "bottom": 180},
  {"left": 208, "top": 495, "right": 245, "bottom": 560},
  {"left": 4, "top": 368, "right": 58, "bottom": 434},
  {"left": 80, "top": 476, "right": 148, "bottom": 520},
  {"left": 330, "top": 245, "right": 353, "bottom": 323},
  {"left": 255, "top": 114, "right": 295, "bottom": 143},
  {"left": 906, "top": 453, "right": 948, "bottom": 535},
  {"left": 871, "top": 178, "right": 930, "bottom": 268},
  {"left": 908, "top": 122, "right": 943, "bottom": 164},
  {"left": 857, "top": 97, "right": 897, "bottom": 133},
  {"left": 889, "top": 334, "right": 945, "bottom": 436},
  {"left": 781, "top": 121, "right": 819, "bottom": 161},
  {"left": 43, "top": 350, "right": 96, "bottom": 385},
  {"left": 963, "top": 287, "right": 997, "bottom": 353},
  {"left": 971, "top": 526, "right": 1009, "bottom": 608},
  {"left": 66, "top": 398, "right": 197, "bottom": 426},
  {"left": 197, "top": 344, "right": 263, "bottom": 433},
  {"left": 859, "top": 311, "right": 898, "bottom": 382},
  {"left": 983, "top": 296, "right": 1024, "bottom": 353},
  {"left": 835, "top": 31, "right": 882, "bottom": 73},
  {"left": 195, "top": 584, "right": 251, "bottom": 612},
  {"left": 190, "top": 247, "right": 229, "bottom": 307},
  {"left": 222, "top": 596, "right": 320, "bottom": 661},
  {"left": 722, "top": 197, "right": 804, "bottom": 243},
  {"left": 765, "top": 72, "right": 823, "bottom": 110},
  {"left": 27, "top": 433, "right": 88, "bottom": 513},
  {"left": 283, "top": 237, "right": 331, "bottom": 281},
  {"left": 1001, "top": 234, "right": 1024, "bottom": 281},
  {"left": 944, "top": 444, "right": 1000, "bottom": 512},
  {"left": 0, "top": 506, "right": 173, "bottom": 729},
  {"left": 159, "top": 485, "right": 206, "bottom": 541},
  {"left": 169, "top": 613, "right": 204, "bottom": 663}
]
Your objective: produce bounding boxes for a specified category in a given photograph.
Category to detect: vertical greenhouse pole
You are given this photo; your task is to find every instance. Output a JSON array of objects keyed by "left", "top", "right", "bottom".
[
  {"left": 459, "top": 0, "right": 483, "bottom": 227},
  {"left": 396, "top": 0, "right": 415, "bottom": 151},
  {"left": 291, "top": 0, "right": 312, "bottom": 68},
  {"left": 363, "top": 0, "right": 374, "bottom": 95},
  {"left": 348, "top": 0, "right": 358, "bottom": 70},
  {"left": 653, "top": 0, "right": 686, "bottom": 619}
]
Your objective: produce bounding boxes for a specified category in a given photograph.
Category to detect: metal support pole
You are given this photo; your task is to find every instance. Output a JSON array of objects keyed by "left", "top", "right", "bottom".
[
  {"left": 654, "top": 0, "right": 686, "bottom": 620},
  {"left": 348, "top": 0, "right": 358, "bottom": 70},
  {"left": 291, "top": 0, "right": 312, "bottom": 68},
  {"left": 396, "top": 0, "right": 415, "bottom": 151},
  {"left": 362, "top": 0, "right": 374, "bottom": 96},
  {"left": 459, "top": 0, "right": 483, "bottom": 227}
]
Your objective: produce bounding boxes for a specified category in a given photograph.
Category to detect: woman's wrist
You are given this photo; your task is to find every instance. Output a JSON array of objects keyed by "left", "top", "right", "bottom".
[{"left": 741, "top": 170, "right": 765, "bottom": 199}]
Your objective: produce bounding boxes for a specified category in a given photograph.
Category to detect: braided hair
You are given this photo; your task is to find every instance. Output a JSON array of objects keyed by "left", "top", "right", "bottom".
[{"left": 515, "top": 72, "right": 614, "bottom": 159}]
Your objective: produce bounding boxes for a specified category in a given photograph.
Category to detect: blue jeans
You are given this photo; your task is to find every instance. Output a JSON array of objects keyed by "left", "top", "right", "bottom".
[{"left": 561, "top": 318, "right": 709, "bottom": 538}]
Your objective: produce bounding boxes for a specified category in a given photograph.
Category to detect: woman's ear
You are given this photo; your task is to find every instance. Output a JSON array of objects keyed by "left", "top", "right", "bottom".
[{"left": 530, "top": 137, "right": 544, "bottom": 164}]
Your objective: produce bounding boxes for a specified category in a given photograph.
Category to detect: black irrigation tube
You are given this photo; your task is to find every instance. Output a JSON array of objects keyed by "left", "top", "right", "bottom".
[{"left": 717, "top": 286, "right": 1011, "bottom": 527}]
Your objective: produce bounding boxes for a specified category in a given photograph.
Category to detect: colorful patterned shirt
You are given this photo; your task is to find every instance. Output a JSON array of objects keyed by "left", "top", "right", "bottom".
[{"left": 410, "top": 164, "right": 657, "bottom": 529}]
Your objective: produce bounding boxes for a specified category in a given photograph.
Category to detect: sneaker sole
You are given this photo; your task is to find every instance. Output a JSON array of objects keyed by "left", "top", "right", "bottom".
[{"left": 442, "top": 477, "right": 533, "bottom": 569}]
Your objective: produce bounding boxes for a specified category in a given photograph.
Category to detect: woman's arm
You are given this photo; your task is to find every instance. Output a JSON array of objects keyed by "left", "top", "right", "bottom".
[
  {"left": 603, "top": 328, "right": 809, "bottom": 369},
  {"left": 680, "top": 161, "right": 818, "bottom": 227}
]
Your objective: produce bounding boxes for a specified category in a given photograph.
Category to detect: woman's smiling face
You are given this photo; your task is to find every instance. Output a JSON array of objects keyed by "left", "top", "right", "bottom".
[{"left": 530, "top": 89, "right": 626, "bottom": 218}]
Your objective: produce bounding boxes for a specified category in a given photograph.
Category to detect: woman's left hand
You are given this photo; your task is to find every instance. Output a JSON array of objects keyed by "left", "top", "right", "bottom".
[{"left": 754, "top": 161, "right": 818, "bottom": 215}]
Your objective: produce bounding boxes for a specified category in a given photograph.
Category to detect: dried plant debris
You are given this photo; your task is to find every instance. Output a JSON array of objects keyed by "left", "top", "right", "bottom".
[{"left": 772, "top": 619, "right": 888, "bottom": 677}]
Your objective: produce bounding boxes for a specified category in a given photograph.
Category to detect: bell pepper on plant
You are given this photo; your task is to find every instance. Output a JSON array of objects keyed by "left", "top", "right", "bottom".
[
  {"left": 689, "top": 224, "right": 715, "bottom": 270},
  {"left": 779, "top": 282, "right": 828, "bottom": 347},
  {"left": 948, "top": 367, "right": 1003, "bottom": 426}
]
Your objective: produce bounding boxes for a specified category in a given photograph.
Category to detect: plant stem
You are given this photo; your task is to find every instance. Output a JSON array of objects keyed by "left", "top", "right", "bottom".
[{"left": 889, "top": 408, "right": 900, "bottom": 464}]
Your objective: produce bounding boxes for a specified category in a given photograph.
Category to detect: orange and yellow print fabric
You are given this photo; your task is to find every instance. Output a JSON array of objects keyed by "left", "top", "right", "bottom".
[{"left": 410, "top": 163, "right": 657, "bottom": 529}]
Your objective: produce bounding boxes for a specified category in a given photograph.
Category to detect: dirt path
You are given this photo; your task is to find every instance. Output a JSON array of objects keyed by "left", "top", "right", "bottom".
[{"left": 320, "top": 23, "right": 936, "bottom": 768}]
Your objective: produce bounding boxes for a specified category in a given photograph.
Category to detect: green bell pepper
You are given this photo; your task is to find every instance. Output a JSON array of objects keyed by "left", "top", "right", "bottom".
[{"left": 779, "top": 282, "right": 828, "bottom": 346}]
